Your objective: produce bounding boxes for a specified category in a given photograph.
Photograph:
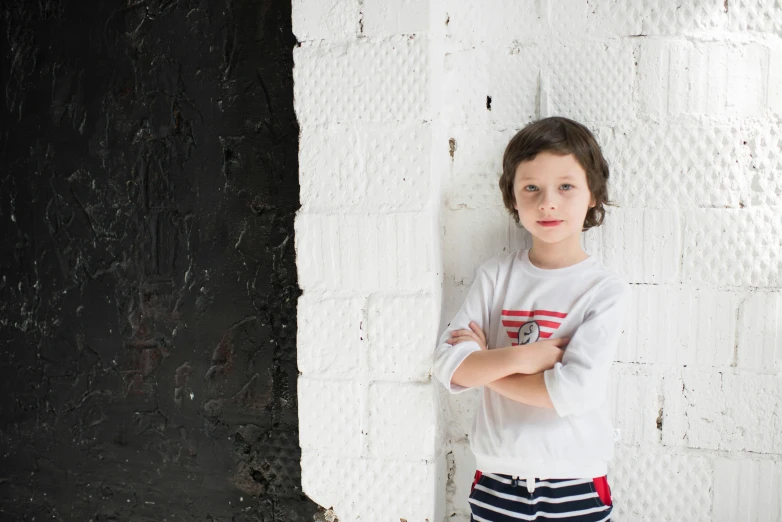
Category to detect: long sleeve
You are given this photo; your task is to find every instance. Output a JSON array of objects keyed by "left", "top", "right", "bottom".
[
  {"left": 432, "top": 260, "right": 497, "bottom": 394},
  {"left": 543, "top": 278, "right": 631, "bottom": 417}
]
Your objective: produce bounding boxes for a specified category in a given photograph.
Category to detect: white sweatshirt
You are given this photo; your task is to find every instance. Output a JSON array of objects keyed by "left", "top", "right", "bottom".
[{"left": 433, "top": 248, "right": 631, "bottom": 479}]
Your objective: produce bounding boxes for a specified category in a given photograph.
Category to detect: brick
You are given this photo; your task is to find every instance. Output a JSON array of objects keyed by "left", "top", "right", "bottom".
[
  {"left": 609, "top": 364, "right": 661, "bottom": 445},
  {"left": 595, "top": 207, "right": 682, "bottom": 285},
  {"left": 444, "top": 0, "right": 541, "bottom": 45},
  {"left": 586, "top": 0, "right": 727, "bottom": 36},
  {"left": 728, "top": 0, "right": 782, "bottom": 35},
  {"left": 361, "top": 0, "right": 430, "bottom": 36},
  {"left": 544, "top": 0, "right": 588, "bottom": 35},
  {"left": 365, "top": 124, "right": 432, "bottom": 210},
  {"left": 295, "top": 212, "right": 435, "bottom": 293},
  {"left": 737, "top": 292, "right": 782, "bottom": 372},
  {"left": 300, "top": 123, "right": 431, "bottom": 212},
  {"left": 367, "top": 294, "right": 438, "bottom": 381},
  {"left": 445, "top": 126, "right": 518, "bottom": 211},
  {"left": 605, "top": 123, "right": 744, "bottom": 209},
  {"left": 301, "top": 453, "right": 439, "bottom": 521},
  {"left": 722, "top": 373, "right": 782, "bottom": 453},
  {"left": 368, "top": 382, "right": 436, "bottom": 459},
  {"left": 769, "top": 45, "right": 782, "bottom": 117},
  {"left": 682, "top": 208, "right": 782, "bottom": 288},
  {"left": 741, "top": 124, "right": 782, "bottom": 208},
  {"left": 617, "top": 285, "right": 738, "bottom": 366},
  {"left": 743, "top": 124, "right": 782, "bottom": 175},
  {"left": 293, "top": 36, "right": 429, "bottom": 127},
  {"left": 608, "top": 444, "right": 712, "bottom": 522},
  {"left": 434, "top": 383, "right": 449, "bottom": 451},
  {"left": 574, "top": 223, "right": 602, "bottom": 264},
  {"left": 542, "top": 39, "right": 636, "bottom": 123},
  {"left": 713, "top": 459, "right": 782, "bottom": 522},
  {"left": 440, "top": 277, "right": 471, "bottom": 335},
  {"left": 639, "top": 40, "right": 767, "bottom": 120},
  {"left": 662, "top": 370, "right": 723, "bottom": 449},
  {"left": 297, "top": 295, "right": 364, "bottom": 377},
  {"left": 445, "top": 387, "right": 481, "bottom": 441},
  {"left": 443, "top": 45, "right": 539, "bottom": 127},
  {"left": 724, "top": 43, "right": 769, "bottom": 117},
  {"left": 447, "top": 440, "right": 476, "bottom": 517},
  {"left": 291, "top": 0, "right": 360, "bottom": 41},
  {"left": 298, "top": 378, "right": 364, "bottom": 456},
  {"left": 442, "top": 208, "right": 513, "bottom": 285},
  {"left": 663, "top": 370, "right": 782, "bottom": 453},
  {"left": 299, "top": 125, "right": 364, "bottom": 210}
]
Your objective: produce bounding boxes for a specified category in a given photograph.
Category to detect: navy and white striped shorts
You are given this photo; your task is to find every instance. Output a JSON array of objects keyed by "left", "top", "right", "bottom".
[{"left": 469, "top": 471, "right": 613, "bottom": 521}]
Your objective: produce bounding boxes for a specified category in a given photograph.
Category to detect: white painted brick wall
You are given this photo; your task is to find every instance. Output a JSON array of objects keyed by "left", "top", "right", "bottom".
[
  {"left": 638, "top": 40, "right": 769, "bottom": 120},
  {"left": 609, "top": 443, "right": 714, "bottom": 522},
  {"left": 293, "top": 1, "right": 445, "bottom": 520},
  {"left": 294, "top": 0, "right": 782, "bottom": 520},
  {"left": 609, "top": 363, "right": 661, "bottom": 446},
  {"left": 737, "top": 292, "right": 782, "bottom": 372},
  {"left": 662, "top": 370, "right": 782, "bottom": 454},
  {"left": 617, "top": 286, "right": 739, "bottom": 366},
  {"left": 714, "top": 458, "right": 782, "bottom": 522}
]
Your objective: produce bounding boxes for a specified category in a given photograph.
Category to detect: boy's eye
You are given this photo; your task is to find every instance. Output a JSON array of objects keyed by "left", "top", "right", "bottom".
[{"left": 523, "top": 184, "right": 573, "bottom": 192}]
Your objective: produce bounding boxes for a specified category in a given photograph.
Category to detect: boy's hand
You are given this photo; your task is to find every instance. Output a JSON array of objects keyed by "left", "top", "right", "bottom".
[
  {"left": 517, "top": 337, "right": 569, "bottom": 374},
  {"left": 446, "top": 321, "right": 488, "bottom": 350}
]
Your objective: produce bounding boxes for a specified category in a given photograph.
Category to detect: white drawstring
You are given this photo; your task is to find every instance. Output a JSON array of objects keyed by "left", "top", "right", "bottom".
[{"left": 512, "top": 475, "right": 536, "bottom": 493}]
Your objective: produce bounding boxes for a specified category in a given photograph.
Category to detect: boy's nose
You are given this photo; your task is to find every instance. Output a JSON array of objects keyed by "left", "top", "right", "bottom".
[{"left": 538, "top": 191, "right": 557, "bottom": 210}]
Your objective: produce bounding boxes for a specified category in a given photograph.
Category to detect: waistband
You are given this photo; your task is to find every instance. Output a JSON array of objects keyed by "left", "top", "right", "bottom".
[
  {"left": 478, "top": 472, "right": 600, "bottom": 494},
  {"left": 474, "top": 454, "right": 608, "bottom": 480}
]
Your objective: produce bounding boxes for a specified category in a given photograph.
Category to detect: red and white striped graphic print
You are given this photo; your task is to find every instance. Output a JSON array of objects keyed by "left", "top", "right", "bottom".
[{"left": 501, "top": 309, "right": 567, "bottom": 345}]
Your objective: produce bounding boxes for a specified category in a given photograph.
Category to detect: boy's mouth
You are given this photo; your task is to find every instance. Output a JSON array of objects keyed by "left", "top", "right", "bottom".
[{"left": 537, "top": 220, "right": 563, "bottom": 227}]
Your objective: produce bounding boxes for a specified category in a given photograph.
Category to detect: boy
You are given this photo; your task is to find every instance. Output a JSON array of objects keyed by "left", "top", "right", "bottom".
[{"left": 433, "top": 116, "right": 630, "bottom": 521}]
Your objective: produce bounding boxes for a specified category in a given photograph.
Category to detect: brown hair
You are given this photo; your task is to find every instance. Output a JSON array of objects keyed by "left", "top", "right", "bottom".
[{"left": 499, "top": 116, "right": 613, "bottom": 231}]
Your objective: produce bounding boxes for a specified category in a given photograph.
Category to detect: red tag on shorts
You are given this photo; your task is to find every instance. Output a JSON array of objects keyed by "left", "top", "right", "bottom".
[{"left": 593, "top": 475, "right": 612, "bottom": 506}]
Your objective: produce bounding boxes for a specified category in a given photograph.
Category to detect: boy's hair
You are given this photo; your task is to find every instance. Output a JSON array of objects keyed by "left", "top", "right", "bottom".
[{"left": 499, "top": 116, "right": 613, "bottom": 231}]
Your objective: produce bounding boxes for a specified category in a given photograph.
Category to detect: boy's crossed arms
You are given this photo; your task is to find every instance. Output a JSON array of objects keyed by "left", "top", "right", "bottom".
[{"left": 446, "top": 321, "right": 569, "bottom": 410}]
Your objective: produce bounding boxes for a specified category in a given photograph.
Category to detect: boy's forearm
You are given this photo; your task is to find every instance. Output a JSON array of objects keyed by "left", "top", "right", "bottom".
[
  {"left": 451, "top": 346, "right": 525, "bottom": 388},
  {"left": 485, "top": 373, "right": 554, "bottom": 409}
]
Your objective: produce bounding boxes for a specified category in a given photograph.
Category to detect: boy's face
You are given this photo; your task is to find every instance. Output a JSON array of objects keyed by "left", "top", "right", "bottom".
[{"left": 512, "top": 151, "right": 596, "bottom": 246}]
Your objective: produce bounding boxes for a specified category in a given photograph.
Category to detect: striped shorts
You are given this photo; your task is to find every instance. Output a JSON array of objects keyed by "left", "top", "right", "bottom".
[{"left": 469, "top": 471, "right": 613, "bottom": 521}]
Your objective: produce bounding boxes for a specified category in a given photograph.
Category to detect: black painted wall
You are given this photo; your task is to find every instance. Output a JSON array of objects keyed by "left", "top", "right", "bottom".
[{"left": 0, "top": 0, "right": 318, "bottom": 519}]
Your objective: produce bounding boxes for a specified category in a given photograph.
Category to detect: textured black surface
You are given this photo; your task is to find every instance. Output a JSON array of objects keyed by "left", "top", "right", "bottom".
[{"left": 0, "top": 0, "right": 317, "bottom": 519}]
